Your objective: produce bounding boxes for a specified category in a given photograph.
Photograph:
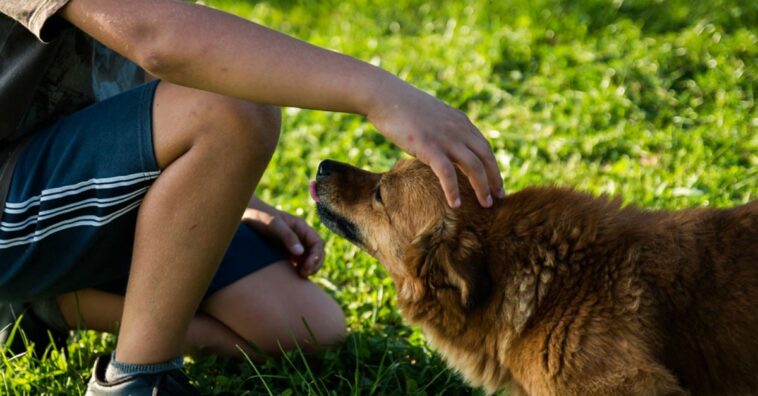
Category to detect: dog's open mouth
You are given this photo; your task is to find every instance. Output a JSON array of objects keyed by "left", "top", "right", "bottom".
[{"left": 311, "top": 180, "right": 362, "bottom": 244}]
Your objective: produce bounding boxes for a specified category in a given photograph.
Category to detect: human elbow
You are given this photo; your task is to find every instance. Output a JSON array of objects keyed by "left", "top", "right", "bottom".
[
  {"left": 128, "top": 21, "right": 187, "bottom": 78},
  {"left": 135, "top": 42, "right": 179, "bottom": 78}
]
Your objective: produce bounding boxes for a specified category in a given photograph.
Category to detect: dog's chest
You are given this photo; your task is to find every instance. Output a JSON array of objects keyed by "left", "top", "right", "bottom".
[{"left": 424, "top": 326, "right": 515, "bottom": 394}]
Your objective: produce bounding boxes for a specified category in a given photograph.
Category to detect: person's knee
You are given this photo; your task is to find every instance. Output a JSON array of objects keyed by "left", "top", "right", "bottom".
[
  {"left": 195, "top": 96, "right": 281, "bottom": 169},
  {"left": 260, "top": 290, "right": 345, "bottom": 355},
  {"left": 304, "top": 295, "right": 346, "bottom": 347},
  {"left": 200, "top": 262, "right": 347, "bottom": 356},
  {"left": 215, "top": 98, "right": 281, "bottom": 157},
  {"left": 152, "top": 82, "right": 281, "bottom": 172}
]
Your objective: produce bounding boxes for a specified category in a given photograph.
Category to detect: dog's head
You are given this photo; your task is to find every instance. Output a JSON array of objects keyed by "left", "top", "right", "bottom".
[{"left": 312, "top": 159, "right": 492, "bottom": 311}]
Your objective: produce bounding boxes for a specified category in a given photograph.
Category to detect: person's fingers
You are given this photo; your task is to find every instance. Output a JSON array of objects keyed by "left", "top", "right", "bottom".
[
  {"left": 466, "top": 137, "right": 505, "bottom": 198},
  {"left": 425, "top": 151, "right": 461, "bottom": 208},
  {"left": 450, "top": 146, "right": 492, "bottom": 207},
  {"left": 268, "top": 217, "right": 305, "bottom": 256},
  {"left": 301, "top": 238, "right": 326, "bottom": 276},
  {"left": 288, "top": 216, "right": 326, "bottom": 275}
]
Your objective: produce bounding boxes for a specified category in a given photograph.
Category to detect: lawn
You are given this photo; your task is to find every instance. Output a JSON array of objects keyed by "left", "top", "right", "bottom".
[{"left": 2, "top": 0, "right": 756, "bottom": 394}]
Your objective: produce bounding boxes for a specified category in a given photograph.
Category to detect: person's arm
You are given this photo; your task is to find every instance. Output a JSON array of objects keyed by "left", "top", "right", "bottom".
[{"left": 59, "top": 0, "right": 504, "bottom": 207}]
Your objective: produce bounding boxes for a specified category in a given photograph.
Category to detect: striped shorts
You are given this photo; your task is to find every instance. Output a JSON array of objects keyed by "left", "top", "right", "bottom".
[{"left": 0, "top": 81, "right": 287, "bottom": 302}]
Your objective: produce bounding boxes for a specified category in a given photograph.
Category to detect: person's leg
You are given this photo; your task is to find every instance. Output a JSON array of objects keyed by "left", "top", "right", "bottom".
[
  {"left": 199, "top": 260, "right": 346, "bottom": 355},
  {"left": 115, "top": 81, "right": 281, "bottom": 364},
  {"left": 56, "top": 288, "right": 249, "bottom": 357},
  {"left": 55, "top": 260, "right": 346, "bottom": 359}
]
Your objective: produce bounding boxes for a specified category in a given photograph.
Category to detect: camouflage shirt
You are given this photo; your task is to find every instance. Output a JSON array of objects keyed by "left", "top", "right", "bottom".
[{"left": 0, "top": 0, "right": 144, "bottom": 209}]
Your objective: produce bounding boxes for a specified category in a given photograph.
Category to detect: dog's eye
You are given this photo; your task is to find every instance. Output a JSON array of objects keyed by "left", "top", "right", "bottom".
[{"left": 374, "top": 186, "right": 383, "bottom": 204}]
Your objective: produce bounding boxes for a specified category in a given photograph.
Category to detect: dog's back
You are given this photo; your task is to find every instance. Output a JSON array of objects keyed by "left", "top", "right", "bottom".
[
  {"left": 486, "top": 190, "right": 758, "bottom": 395},
  {"left": 646, "top": 200, "right": 758, "bottom": 394}
]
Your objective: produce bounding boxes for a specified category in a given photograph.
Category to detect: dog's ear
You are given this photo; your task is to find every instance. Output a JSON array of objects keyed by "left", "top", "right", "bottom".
[{"left": 405, "top": 217, "right": 491, "bottom": 310}]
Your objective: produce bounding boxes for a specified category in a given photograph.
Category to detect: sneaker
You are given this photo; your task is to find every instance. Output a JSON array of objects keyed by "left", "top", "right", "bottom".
[{"left": 85, "top": 354, "right": 201, "bottom": 396}]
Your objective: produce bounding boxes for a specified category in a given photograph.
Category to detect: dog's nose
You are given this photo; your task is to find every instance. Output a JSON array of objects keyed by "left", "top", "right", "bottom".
[{"left": 317, "top": 160, "right": 336, "bottom": 179}]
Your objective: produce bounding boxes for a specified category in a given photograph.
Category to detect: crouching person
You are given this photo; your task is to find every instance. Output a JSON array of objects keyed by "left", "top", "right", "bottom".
[{"left": 0, "top": 0, "right": 502, "bottom": 394}]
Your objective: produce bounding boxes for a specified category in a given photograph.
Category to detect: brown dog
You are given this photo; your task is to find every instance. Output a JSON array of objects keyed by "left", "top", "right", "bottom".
[{"left": 311, "top": 158, "right": 758, "bottom": 396}]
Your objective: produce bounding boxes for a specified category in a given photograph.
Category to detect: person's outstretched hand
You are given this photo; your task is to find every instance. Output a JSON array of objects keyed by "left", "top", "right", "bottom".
[
  {"left": 365, "top": 75, "right": 504, "bottom": 208},
  {"left": 243, "top": 196, "right": 324, "bottom": 277}
]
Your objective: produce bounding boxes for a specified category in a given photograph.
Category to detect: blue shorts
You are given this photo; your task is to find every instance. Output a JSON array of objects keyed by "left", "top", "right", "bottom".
[{"left": 0, "top": 81, "right": 288, "bottom": 302}]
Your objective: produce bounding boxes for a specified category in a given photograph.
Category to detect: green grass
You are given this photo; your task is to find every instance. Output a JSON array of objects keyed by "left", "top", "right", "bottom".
[{"left": 2, "top": 0, "right": 756, "bottom": 394}]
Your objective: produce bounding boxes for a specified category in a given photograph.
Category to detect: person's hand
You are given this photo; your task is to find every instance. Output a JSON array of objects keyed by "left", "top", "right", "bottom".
[
  {"left": 242, "top": 196, "right": 325, "bottom": 277},
  {"left": 365, "top": 75, "right": 504, "bottom": 208}
]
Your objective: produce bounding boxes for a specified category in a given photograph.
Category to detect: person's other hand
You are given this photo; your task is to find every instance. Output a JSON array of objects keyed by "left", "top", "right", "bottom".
[
  {"left": 243, "top": 197, "right": 325, "bottom": 277},
  {"left": 365, "top": 76, "right": 504, "bottom": 208}
]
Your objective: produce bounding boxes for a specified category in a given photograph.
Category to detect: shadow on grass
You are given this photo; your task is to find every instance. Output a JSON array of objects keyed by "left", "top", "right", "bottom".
[{"left": 186, "top": 325, "right": 487, "bottom": 396}]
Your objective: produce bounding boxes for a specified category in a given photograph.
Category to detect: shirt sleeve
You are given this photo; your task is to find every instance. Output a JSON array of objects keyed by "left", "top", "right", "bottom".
[{"left": 0, "top": 0, "right": 72, "bottom": 42}]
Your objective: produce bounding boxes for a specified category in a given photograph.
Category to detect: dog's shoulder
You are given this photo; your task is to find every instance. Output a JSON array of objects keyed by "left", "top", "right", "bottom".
[{"left": 489, "top": 186, "right": 641, "bottom": 247}]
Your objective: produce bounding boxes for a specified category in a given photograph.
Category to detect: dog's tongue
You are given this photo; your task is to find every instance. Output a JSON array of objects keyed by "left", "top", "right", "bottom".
[{"left": 309, "top": 181, "right": 320, "bottom": 203}]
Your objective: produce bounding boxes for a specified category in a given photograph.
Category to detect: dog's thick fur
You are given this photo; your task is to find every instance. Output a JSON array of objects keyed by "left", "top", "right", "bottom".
[{"left": 314, "top": 159, "right": 758, "bottom": 396}]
